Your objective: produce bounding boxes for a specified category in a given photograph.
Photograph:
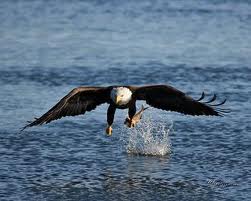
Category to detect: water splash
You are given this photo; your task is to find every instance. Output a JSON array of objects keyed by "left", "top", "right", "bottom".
[{"left": 120, "top": 113, "right": 173, "bottom": 156}]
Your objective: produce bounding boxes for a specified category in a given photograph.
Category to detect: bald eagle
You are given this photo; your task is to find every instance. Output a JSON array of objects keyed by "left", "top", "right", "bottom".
[{"left": 22, "top": 85, "right": 228, "bottom": 135}]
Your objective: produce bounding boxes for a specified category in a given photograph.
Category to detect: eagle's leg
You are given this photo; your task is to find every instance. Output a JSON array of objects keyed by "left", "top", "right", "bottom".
[
  {"left": 126, "top": 102, "right": 136, "bottom": 128},
  {"left": 106, "top": 104, "right": 116, "bottom": 136}
]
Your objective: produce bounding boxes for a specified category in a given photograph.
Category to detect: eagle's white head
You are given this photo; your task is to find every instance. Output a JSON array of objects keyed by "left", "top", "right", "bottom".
[{"left": 110, "top": 87, "right": 132, "bottom": 106}]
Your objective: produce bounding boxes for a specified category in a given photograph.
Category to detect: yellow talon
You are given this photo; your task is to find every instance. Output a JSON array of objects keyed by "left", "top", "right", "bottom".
[
  {"left": 124, "top": 117, "right": 136, "bottom": 128},
  {"left": 106, "top": 126, "right": 113, "bottom": 136},
  {"left": 124, "top": 117, "right": 131, "bottom": 128}
]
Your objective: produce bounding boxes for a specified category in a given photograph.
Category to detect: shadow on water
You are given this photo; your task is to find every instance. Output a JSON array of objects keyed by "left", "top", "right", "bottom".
[{"left": 27, "top": 162, "right": 211, "bottom": 201}]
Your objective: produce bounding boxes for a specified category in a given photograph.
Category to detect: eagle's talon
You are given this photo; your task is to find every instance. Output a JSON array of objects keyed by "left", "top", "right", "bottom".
[
  {"left": 106, "top": 126, "right": 113, "bottom": 136},
  {"left": 124, "top": 117, "right": 133, "bottom": 128},
  {"left": 124, "top": 117, "right": 140, "bottom": 128}
]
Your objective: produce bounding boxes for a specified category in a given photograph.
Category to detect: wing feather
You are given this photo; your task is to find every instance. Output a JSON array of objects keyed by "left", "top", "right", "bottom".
[
  {"left": 133, "top": 85, "right": 228, "bottom": 116},
  {"left": 22, "top": 86, "right": 111, "bottom": 130}
]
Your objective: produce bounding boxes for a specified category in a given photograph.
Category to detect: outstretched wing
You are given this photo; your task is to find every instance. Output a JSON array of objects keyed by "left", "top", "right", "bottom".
[
  {"left": 132, "top": 85, "right": 229, "bottom": 116},
  {"left": 22, "top": 86, "right": 112, "bottom": 130}
]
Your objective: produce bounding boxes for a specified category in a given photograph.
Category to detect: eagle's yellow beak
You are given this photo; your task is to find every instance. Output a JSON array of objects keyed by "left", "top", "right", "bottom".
[{"left": 115, "top": 96, "right": 121, "bottom": 104}]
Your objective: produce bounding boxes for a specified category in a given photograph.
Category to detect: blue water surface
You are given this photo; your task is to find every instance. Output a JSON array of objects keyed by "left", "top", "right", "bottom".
[{"left": 0, "top": 0, "right": 250, "bottom": 200}]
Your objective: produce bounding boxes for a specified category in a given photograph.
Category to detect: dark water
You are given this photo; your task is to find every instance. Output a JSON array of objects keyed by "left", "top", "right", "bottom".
[{"left": 1, "top": 0, "right": 251, "bottom": 200}]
